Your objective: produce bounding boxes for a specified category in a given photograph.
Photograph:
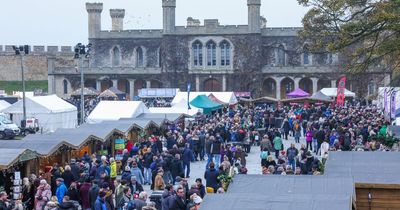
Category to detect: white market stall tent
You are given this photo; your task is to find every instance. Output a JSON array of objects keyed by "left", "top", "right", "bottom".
[
  {"left": 171, "top": 92, "right": 238, "bottom": 105},
  {"left": 0, "top": 100, "right": 11, "bottom": 112},
  {"left": 87, "top": 101, "right": 149, "bottom": 123},
  {"left": 320, "top": 88, "right": 356, "bottom": 98},
  {"left": 149, "top": 99, "right": 202, "bottom": 116},
  {"left": 1, "top": 95, "right": 77, "bottom": 132}
]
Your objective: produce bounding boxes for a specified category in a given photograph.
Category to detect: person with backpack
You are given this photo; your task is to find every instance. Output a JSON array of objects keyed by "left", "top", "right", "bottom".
[
  {"left": 260, "top": 148, "right": 269, "bottom": 167},
  {"left": 273, "top": 133, "right": 283, "bottom": 159},
  {"left": 116, "top": 187, "right": 131, "bottom": 210}
]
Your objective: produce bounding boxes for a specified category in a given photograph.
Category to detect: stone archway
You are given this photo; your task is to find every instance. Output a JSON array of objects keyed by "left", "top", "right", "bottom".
[
  {"left": 118, "top": 79, "right": 129, "bottom": 94},
  {"left": 281, "top": 77, "right": 294, "bottom": 99},
  {"left": 262, "top": 78, "right": 277, "bottom": 98},
  {"left": 317, "top": 79, "right": 331, "bottom": 91},
  {"left": 85, "top": 79, "right": 96, "bottom": 89},
  {"left": 203, "top": 78, "right": 222, "bottom": 91},
  {"left": 299, "top": 77, "right": 313, "bottom": 94},
  {"left": 151, "top": 80, "right": 163, "bottom": 88},
  {"left": 101, "top": 80, "right": 112, "bottom": 92},
  {"left": 134, "top": 80, "right": 146, "bottom": 96}
]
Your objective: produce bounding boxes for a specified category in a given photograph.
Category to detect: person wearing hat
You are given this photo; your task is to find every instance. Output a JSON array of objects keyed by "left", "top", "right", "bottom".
[
  {"left": 35, "top": 180, "right": 52, "bottom": 210},
  {"left": 94, "top": 191, "right": 107, "bottom": 210},
  {"left": 89, "top": 180, "right": 100, "bottom": 210},
  {"left": 128, "top": 176, "right": 143, "bottom": 194},
  {"left": 55, "top": 178, "right": 67, "bottom": 204},
  {"left": 130, "top": 161, "right": 144, "bottom": 185},
  {"left": 187, "top": 193, "right": 202, "bottom": 210}
]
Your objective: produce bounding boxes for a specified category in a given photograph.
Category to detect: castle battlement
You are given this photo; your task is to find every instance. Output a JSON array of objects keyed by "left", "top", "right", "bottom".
[
  {"left": 99, "top": 30, "right": 163, "bottom": 39},
  {"left": 0, "top": 45, "right": 75, "bottom": 55}
]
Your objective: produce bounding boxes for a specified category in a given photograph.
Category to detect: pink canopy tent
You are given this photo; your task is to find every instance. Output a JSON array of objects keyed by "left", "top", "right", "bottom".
[{"left": 286, "top": 88, "right": 310, "bottom": 98}]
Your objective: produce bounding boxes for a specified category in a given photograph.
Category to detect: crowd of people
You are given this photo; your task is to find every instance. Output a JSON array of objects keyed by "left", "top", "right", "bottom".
[
  {"left": 141, "top": 98, "right": 173, "bottom": 108},
  {"left": 0, "top": 100, "right": 398, "bottom": 210}
]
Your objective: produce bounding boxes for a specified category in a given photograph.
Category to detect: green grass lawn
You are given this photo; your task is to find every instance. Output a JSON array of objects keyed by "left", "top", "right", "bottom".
[{"left": 0, "top": 80, "right": 48, "bottom": 94}]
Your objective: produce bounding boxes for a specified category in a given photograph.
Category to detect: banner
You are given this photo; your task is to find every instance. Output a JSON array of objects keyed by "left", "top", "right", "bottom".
[
  {"left": 384, "top": 88, "right": 388, "bottom": 114},
  {"left": 336, "top": 76, "right": 347, "bottom": 106},
  {"left": 187, "top": 83, "right": 191, "bottom": 110},
  {"left": 391, "top": 91, "right": 396, "bottom": 119}
]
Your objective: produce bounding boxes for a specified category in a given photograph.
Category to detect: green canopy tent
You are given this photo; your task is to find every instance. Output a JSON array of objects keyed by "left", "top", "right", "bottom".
[{"left": 190, "top": 95, "right": 222, "bottom": 114}]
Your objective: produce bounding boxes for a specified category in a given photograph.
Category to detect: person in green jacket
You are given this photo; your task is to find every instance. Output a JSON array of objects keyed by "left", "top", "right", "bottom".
[{"left": 273, "top": 133, "right": 283, "bottom": 159}]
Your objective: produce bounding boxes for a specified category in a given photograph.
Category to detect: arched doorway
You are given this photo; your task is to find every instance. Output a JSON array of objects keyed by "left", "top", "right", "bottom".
[
  {"left": 317, "top": 79, "right": 331, "bottom": 91},
  {"left": 118, "top": 79, "right": 129, "bottom": 94},
  {"left": 151, "top": 80, "right": 163, "bottom": 88},
  {"left": 134, "top": 80, "right": 146, "bottom": 96},
  {"left": 101, "top": 80, "right": 112, "bottom": 92},
  {"left": 85, "top": 79, "right": 96, "bottom": 89},
  {"left": 299, "top": 78, "right": 313, "bottom": 94},
  {"left": 281, "top": 77, "right": 294, "bottom": 99},
  {"left": 203, "top": 78, "right": 222, "bottom": 91},
  {"left": 262, "top": 78, "right": 276, "bottom": 98}
]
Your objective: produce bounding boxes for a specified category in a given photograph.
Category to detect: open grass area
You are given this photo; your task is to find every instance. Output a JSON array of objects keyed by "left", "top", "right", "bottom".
[{"left": 0, "top": 80, "right": 48, "bottom": 94}]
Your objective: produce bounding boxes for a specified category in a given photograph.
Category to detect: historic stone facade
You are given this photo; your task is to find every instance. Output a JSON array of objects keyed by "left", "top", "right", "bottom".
[{"left": 47, "top": 0, "right": 391, "bottom": 99}]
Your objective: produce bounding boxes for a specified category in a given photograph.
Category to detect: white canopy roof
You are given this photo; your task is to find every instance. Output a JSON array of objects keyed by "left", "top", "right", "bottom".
[
  {"left": 2, "top": 95, "right": 77, "bottom": 114},
  {"left": 320, "top": 88, "right": 356, "bottom": 98},
  {"left": 87, "top": 101, "right": 149, "bottom": 123},
  {"left": 0, "top": 100, "right": 11, "bottom": 111},
  {"left": 171, "top": 92, "right": 238, "bottom": 105},
  {"left": 149, "top": 99, "right": 202, "bottom": 116}
]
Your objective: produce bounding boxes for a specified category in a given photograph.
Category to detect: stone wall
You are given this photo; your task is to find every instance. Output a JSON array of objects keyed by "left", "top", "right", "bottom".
[{"left": 0, "top": 45, "right": 74, "bottom": 81}]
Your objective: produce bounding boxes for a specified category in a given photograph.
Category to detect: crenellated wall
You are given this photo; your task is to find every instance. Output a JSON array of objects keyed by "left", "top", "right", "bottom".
[{"left": 0, "top": 45, "right": 74, "bottom": 81}]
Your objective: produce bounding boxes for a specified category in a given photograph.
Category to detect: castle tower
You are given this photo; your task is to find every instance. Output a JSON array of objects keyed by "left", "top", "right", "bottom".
[
  {"left": 86, "top": 2, "right": 103, "bottom": 39},
  {"left": 110, "top": 9, "right": 125, "bottom": 31},
  {"left": 247, "top": 0, "right": 261, "bottom": 33},
  {"left": 162, "top": 0, "right": 176, "bottom": 34}
]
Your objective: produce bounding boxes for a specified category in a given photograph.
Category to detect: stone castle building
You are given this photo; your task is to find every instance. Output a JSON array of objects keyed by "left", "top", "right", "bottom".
[{"left": 42, "top": 0, "right": 390, "bottom": 99}]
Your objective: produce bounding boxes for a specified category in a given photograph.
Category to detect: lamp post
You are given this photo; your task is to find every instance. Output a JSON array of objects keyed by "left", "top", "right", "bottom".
[
  {"left": 74, "top": 43, "right": 92, "bottom": 125},
  {"left": 13, "top": 45, "right": 29, "bottom": 127}
]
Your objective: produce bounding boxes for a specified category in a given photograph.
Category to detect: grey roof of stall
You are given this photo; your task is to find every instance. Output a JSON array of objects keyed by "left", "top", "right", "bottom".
[
  {"left": 201, "top": 193, "right": 352, "bottom": 210},
  {"left": 325, "top": 151, "right": 400, "bottom": 185},
  {"left": 135, "top": 113, "right": 187, "bottom": 122},
  {"left": 0, "top": 138, "right": 74, "bottom": 156},
  {"left": 202, "top": 152, "right": 400, "bottom": 210},
  {"left": 0, "top": 148, "right": 38, "bottom": 169}
]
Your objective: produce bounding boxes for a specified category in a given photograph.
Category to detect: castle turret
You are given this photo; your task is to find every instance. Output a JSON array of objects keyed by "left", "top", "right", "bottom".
[
  {"left": 86, "top": 2, "right": 103, "bottom": 39},
  {"left": 110, "top": 9, "right": 125, "bottom": 31},
  {"left": 247, "top": 0, "right": 261, "bottom": 33},
  {"left": 162, "top": 0, "right": 176, "bottom": 34}
]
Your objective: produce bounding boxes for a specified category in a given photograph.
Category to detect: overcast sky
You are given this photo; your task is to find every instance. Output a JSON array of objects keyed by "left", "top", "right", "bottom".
[{"left": 0, "top": 0, "right": 309, "bottom": 46}]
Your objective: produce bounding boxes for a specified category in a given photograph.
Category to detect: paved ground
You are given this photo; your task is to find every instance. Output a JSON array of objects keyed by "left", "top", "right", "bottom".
[{"left": 143, "top": 135, "right": 308, "bottom": 195}]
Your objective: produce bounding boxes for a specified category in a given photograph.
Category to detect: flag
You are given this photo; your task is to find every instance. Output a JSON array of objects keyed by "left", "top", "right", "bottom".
[
  {"left": 336, "top": 76, "right": 346, "bottom": 106},
  {"left": 391, "top": 91, "right": 396, "bottom": 119},
  {"left": 384, "top": 88, "right": 388, "bottom": 114},
  {"left": 187, "top": 83, "right": 191, "bottom": 110}
]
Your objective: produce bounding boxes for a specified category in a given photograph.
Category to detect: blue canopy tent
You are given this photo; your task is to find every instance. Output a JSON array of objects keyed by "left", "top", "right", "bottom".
[{"left": 190, "top": 95, "right": 222, "bottom": 114}]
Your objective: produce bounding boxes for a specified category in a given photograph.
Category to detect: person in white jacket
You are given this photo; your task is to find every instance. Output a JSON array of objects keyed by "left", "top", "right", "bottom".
[{"left": 319, "top": 140, "right": 330, "bottom": 163}]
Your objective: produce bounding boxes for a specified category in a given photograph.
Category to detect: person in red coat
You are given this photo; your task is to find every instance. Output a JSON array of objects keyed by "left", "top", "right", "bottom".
[{"left": 79, "top": 178, "right": 91, "bottom": 210}]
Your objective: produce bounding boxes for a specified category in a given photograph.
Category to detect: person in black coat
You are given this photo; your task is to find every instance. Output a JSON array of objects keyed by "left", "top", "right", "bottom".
[
  {"left": 62, "top": 165, "right": 75, "bottom": 189},
  {"left": 170, "top": 187, "right": 187, "bottom": 210},
  {"left": 204, "top": 162, "right": 220, "bottom": 193},
  {"left": 182, "top": 144, "right": 193, "bottom": 178},
  {"left": 170, "top": 154, "right": 184, "bottom": 184},
  {"left": 66, "top": 182, "right": 80, "bottom": 203},
  {"left": 88, "top": 180, "right": 100, "bottom": 210}
]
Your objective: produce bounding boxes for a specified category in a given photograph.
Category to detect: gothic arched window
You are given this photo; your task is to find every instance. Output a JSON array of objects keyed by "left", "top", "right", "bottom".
[
  {"left": 112, "top": 46, "right": 121, "bottom": 67},
  {"left": 192, "top": 40, "right": 203, "bottom": 66},
  {"left": 137, "top": 47, "right": 144, "bottom": 67},
  {"left": 63, "top": 79, "right": 68, "bottom": 94},
  {"left": 277, "top": 44, "right": 286, "bottom": 66},
  {"left": 303, "top": 45, "right": 310, "bottom": 65},
  {"left": 220, "top": 40, "right": 231, "bottom": 66},
  {"left": 206, "top": 40, "right": 217, "bottom": 66}
]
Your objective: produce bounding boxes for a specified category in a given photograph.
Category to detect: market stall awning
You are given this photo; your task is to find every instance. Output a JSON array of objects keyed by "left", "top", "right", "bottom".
[
  {"left": 309, "top": 91, "right": 333, "bottom": 102},
  {"left": 252, "top": 96, "right": 278, "bottom": 103},
  {"left": 70, "top": 87, "right": 99, "bottom": 97},
  {"left": 208, "top": 93, "right": 227, "bottom": 105},
  {"left": 0, "top": 149, "right": 38, "bottom": 170},
  {"left": 286, "top": 88, "right": 310, "bottom": 98},
  {"left": 98, "top": 89, "right": 118, "bottom": 99},
  {"left": 320, "top": 88, "right": 356, "bottom": 97},
  {"left": 138, "top": 88, "right": 178, "bottom": 98},
  {"left": 189, "top": 95, "right": 223, "bottom": 114}
]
